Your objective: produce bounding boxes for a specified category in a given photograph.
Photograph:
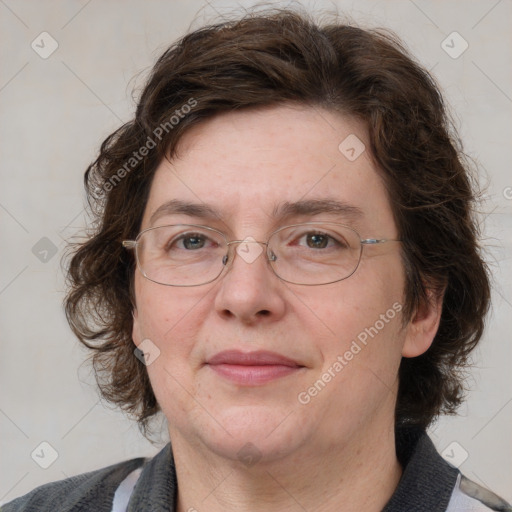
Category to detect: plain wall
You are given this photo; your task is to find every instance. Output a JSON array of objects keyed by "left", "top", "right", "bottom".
[{"left": 1, "top": 0, "right": 511, "bottom": 504}]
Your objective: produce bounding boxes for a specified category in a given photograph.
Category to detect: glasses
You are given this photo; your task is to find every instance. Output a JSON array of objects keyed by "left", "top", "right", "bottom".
[{"left": 122, "top": 222, "right": 401, "bottom": 287}]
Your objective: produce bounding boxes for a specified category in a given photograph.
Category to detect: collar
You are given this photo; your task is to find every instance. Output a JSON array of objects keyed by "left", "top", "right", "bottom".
[
  {"left": 382, "top": 426, "right": 459, "bottom": 511},
  {"left": 126, "top": 427, "right": 458, "bottom": 511}
]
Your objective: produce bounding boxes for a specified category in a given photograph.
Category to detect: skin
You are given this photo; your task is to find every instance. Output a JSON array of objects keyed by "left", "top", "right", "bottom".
[{"left": 132, "top": 104, "right": 443, "bottom": 511}]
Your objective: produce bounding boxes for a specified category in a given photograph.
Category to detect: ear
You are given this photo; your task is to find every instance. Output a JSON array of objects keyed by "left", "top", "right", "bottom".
[
  {"left": 132, "top": 307, "right": 141, "bottom": 347},
  {"left": 402, "top": 287, "right": 444, "bottom": 358}
]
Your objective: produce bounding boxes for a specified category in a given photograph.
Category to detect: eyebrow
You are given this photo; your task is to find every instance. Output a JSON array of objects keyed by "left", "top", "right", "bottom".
[
  {"left": 272, "top": 199, "right": 363, "bottom": 221},
  {"left": 149, "top": 199, "right": 223, "bottom": 226},
  {"left": 149, "top": 198, "right": 364, "bottom": 226}
]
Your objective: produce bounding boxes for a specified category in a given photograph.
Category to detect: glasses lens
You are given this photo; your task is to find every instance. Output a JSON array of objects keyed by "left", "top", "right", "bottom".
[
  {"left": 136, "top": 225, "right": 227, "bottom": 286},
  {"left": 268, "top": 223, "right": 362, "bottom": 285}
]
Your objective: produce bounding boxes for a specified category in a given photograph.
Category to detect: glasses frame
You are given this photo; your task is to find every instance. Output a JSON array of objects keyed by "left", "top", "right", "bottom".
[{"left": 122, "top": 222, "right": 401, "bottom": 287}]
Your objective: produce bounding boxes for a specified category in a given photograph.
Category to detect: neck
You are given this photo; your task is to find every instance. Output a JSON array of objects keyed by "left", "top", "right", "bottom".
[{"left": 171, "top": 415, "right": 402, "bottom": 512}]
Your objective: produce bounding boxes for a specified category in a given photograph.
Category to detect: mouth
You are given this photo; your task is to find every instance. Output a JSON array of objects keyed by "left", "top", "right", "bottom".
[{"left": 205, "top": 350, "right": 305, "bottom": 386}]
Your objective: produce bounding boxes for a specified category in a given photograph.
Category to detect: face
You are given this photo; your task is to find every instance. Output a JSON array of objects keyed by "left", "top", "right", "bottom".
[{"left": 132, "top": 104, "right": 418, "bottom": 465}]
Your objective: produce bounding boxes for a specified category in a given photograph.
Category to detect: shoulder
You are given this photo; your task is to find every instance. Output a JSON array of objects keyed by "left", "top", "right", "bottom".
[
  {"left": 446, "top": 474, "right": 512, "bottom": 512},
  {"left": 1, "top": 456, "right": 146, "bottom": 512},
  {"left": 386, "top": 427, "right": 511, "bottom": 511}
]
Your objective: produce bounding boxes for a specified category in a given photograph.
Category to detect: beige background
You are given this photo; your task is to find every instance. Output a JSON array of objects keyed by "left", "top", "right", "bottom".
[{"left": 1, "top": 0, "right": 511, "bottom": 504}]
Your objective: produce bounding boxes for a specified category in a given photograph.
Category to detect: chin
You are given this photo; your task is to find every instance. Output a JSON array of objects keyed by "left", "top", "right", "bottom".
[{"left": 189, "top": 403, "right": 311, "bottom": 465}]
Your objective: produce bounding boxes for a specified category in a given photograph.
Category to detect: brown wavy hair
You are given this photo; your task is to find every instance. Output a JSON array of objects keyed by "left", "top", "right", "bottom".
[{"left": 65, "top": 8, "right": 490, "bottom": 433}]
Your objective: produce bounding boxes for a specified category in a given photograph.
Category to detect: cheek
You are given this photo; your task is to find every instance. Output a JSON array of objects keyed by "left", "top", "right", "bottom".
[
  {"left": 133, "top": 280, "right": 210, "bottom": 420},
  {"left": 355, "top": 249, "right": 406, "bottom": 317},
  {"left": 132, "top": 276, "right": 207, "bottom": 360},
  {"left": 303, "top": 251, "right": 406, "bottom": 366}
]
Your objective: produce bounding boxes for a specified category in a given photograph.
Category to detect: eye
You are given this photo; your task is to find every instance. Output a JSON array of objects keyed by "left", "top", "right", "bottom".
[
  {"left": 168, "top": 232, "right": 218, "bottom": 251},
  {"left": 146, "top": 226, "right": 225, "bottom": 261},
  {"left": 304, "top": 233, "right": 330, "bottom": 249},
  {"left": 296, "top": 231, "right": 347, "bottom": 250},
  {"left": 176, "top": 233, "right": 207, "bottom": 250}
]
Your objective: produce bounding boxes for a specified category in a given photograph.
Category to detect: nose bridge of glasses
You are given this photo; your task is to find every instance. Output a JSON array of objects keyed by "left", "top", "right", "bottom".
[
  {"left": 226, "top": 239, "right": 269, "bottom": 248},
  {"left": 224, "top": 239, "right": 272, "bottom": 265}
]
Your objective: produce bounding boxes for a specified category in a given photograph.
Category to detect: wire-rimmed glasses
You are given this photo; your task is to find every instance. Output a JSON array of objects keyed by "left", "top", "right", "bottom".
[{"left": 122, "top": 222, "right": 401, "bottom": 286}]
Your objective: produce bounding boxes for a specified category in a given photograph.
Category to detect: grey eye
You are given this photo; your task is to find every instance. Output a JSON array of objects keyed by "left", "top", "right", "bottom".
[{"left": 180, "top": 234, "right": 206, "bottom": 250}]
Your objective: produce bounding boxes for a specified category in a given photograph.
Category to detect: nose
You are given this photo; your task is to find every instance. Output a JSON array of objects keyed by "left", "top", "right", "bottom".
[{"left": 213, "top": 239, "right": 286, "bottom": 325}]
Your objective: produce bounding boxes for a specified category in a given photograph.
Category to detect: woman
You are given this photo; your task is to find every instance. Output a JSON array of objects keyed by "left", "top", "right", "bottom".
[{"left": 5, "top": 8, "right": 510, "bottom": 512}]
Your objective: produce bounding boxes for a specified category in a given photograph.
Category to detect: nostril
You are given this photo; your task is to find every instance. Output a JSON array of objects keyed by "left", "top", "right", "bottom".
[{"left": 221, "top": 309, "right": 234, "bottom": 319}]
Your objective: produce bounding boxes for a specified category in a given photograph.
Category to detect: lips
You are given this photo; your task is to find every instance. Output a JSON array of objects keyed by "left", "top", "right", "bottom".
[
  {"left": 206, "top": 350, "right": 304, "bottom": 385},
  {"left": 207, "top": 350, "right": 300, "bottom": 367}
]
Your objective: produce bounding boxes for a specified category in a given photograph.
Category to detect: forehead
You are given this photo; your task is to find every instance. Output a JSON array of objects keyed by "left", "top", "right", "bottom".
[{"left": 141, "top": 104, "right": 396, "bottom": 235}]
